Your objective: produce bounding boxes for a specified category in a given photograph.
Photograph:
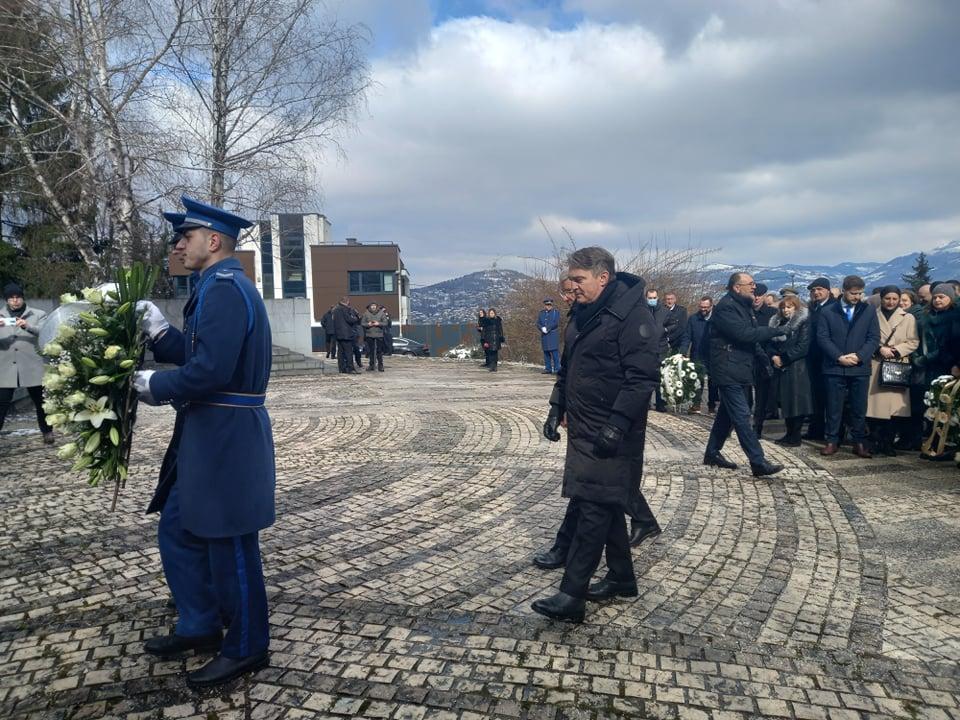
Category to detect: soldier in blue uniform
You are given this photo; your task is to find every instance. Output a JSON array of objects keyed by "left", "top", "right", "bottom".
[
  {"left": 133, "top": 196, "right": 275, "bottom": 689},
  {"left": 537, "top": 298, "right": 561, "bottom": 374}
]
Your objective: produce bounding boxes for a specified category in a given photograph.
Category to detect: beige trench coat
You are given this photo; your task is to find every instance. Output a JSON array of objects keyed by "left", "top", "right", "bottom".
[{"left": 867, "top": 307, "right": 919, "bottom": 419}]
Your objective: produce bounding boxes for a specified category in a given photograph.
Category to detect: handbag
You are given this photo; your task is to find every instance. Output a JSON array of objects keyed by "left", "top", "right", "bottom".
[
  {"left": 879, "top": 360, "right": 912, "bottom": 388},
  {"left": 877, "top": 325, "right": 913, "bottom": 388}
]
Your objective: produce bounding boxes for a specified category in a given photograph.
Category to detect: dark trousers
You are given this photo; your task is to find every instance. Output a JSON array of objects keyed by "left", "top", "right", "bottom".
[
  {"left": 336, "top": 340, "right": 354, "bottom": 373},
  {"left": 158, "top": 483, "right": 269, "bottom": 658},
  {"left": 365, "top": 337, "right": 383, "bottom": 368},
  {"left": 692, "top": 374, "right": 719, "bottom": 409},
  {"left": 807, "top": 365, "right": 827, "bottom": 437},
  {"left": 559, "top": 499, "right": 635, "bottom": 599},
  {"left": 543, "top": 349, "right": 560, "bottom": 373},
  {"left": 753, "top": 370, "right": 776, "bottom": 432},
  {"left": 0, "top": 385, "right": 51, "bottom": 434},
  {"left": 485, "top": 349, "right": 498, "bottom": 370},
  {"left": 353, "top": 342, "right": 363, "bottom": 368},
  {"left": 824, "top": 374, "right": 869, "bottom": 444},
  {"left": 325, "top": 334, "right": 337, "bottom": 358},
  {"left": 706, "top": 383, "right": 766, "bottom": 466},
  {"left": 551, "top": 488, "right": 657, "bottom": 555}
]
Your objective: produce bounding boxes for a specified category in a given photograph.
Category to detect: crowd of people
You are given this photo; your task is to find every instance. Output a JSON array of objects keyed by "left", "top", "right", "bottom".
[
  {"left": 644, "top": 275, "right": 951, "bottom": 462},
  {"left": 321, "top": 298, "right": 393, "bottom": 374}
]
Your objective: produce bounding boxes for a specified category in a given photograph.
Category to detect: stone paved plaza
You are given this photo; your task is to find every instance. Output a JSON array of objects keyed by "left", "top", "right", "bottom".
[{"left": 2, "top": 358, "right": 960, "bottom": 720}]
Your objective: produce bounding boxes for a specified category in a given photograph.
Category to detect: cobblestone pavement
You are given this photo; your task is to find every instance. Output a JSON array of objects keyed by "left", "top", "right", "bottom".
[{"left": 2, "top": 358, "right": 960, "bottom": 720}]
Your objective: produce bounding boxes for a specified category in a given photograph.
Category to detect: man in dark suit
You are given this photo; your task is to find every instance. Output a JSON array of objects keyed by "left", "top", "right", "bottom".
[
  {"left": 703, "top": 272, "right": 784, "bottom": 477},
  {"left": 333, "top": 297, "right": 361, "bottom": 373},
  {"left": 804, "top": 277, "right": 835, "bottom": 439},
  {"left": 663, "top": 292, "right": 689, "bottom": 355},
  {"left": 686, "top": 296, "right": 717, "bottom": 413},
  {"left": 817, "top": 275, "right": 880, "bottom": 458},
  {"left": 645, "top": 288, "right": 671, "bottom": 411}
]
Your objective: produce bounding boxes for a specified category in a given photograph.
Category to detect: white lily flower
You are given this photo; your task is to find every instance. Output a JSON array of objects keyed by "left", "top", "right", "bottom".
[{"left": 73, "top": 396, "right": 118, "bottom": 429}]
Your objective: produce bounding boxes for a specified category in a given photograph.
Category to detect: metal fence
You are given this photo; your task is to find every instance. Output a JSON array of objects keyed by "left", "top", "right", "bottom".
[{"left": 400, "top": 323, "right": 478, "bottom": 356}]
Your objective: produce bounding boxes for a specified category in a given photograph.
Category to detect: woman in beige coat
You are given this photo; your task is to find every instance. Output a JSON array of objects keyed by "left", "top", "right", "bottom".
[{"left": 867, "top": 285, "right": 919, "bottom": 456}]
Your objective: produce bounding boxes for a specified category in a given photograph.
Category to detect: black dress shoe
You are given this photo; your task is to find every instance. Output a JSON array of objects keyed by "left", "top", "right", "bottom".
[
  {"left": 703, "top": 453, "right": 737, "bottom": 470},
  {"left": 629, "top": 521, "right": 661, "bottom": 547},
  {"left": 802, "top": 432, "right": 825, "bottom": 441},
  {"left": 531, "top": 592, "right": 585, "bottom": 623},
  {"left": 186, "top": 652, "right": 269, "bottom": 689},
  {"left": 532, "top": 547, "right": 567, "bottom": 569},
  {"left": 774, "top": 437, "right": 801, "bottom": 447},
  {"left": 751, "top": 461, "right": 784, "bottom": 477},
  {"left": 144, "top": 632, "right": 222, "bottom": 658},
  {"left": 586, "top": 578, "right": 639, "bottom": 601}
]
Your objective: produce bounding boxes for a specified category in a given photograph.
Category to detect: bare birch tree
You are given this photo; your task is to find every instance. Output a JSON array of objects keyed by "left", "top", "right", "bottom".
[
  {"left": 0, "top": 0, "right": 187, "bottom": 274},
  {"left": 164, "top": 0, "right": 370, "bottom": 214}
]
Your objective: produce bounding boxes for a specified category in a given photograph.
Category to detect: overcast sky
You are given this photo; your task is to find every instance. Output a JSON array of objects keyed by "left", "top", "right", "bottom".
[{"left": 317, "top": 0, "right": 960, "bottom": 285}]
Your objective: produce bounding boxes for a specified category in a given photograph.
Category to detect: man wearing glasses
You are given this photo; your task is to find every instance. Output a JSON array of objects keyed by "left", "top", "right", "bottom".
[{"left": 703, "top": 272, "right": 785, "bottom": 477}]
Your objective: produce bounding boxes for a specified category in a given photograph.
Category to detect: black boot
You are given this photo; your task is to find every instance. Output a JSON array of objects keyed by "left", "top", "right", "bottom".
[
  {"left": 186, "top": 652, "right": 270, "bottom": 689},
  {"left": 703, "top": 452, "right": 737, "bottom": 470},
  {"left": 629, "top": 520, "right": 661, "bottom": 547},
  {"left": 531, "top": 592, "right": 585, "bottom": 623},
  {"left": 751, "top": 460, "right": 784, "bottom": 477},
  {"left": 533, "top": 547, "right": 567, "bottom": 569},
  {"left": 144, "top": 631, "right": 222, "bottom": 658},
  {"left": 586, "top": 577, "right": 638, "bottom": 601},
  {"left": 775, "top": 418, "right": 802, "bottom": 447}
]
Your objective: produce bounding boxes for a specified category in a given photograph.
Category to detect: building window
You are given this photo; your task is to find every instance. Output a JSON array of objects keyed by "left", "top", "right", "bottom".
[
  {"left": 172, "top": 275, "right": 193, "bottom": 298},
  {"left": 348, "top": 271, "right": 395, "bottom": 294},
  {"left": 278, "top": 214, "right": 306, "bottom": 298},
  {"left": 259, "top": 221, "right": 274, "bottom": 297}
]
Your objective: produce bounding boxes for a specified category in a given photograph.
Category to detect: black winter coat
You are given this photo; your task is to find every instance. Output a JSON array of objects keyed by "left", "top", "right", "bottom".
[
  {"left": 915, "top": 305, "right": 960, "bottom": 383},
  {"left": 648, "top": 304, "right": 671, "bottom": 360},
  {"left": 816, "top": 301, "right": 880, "bottom": 376},
  {"left": 687, "top": 311, "right": 712, "bottom": 366},
  {"left": 663, "top": 305, "right": 689, "bottom": 353},
  {"left": 321, "top": 308, "right": 335, "bottom": 336},
  {"left": 708, "top": 291, "right": 781, "bottom": 386},
  {"left": 806, "top": 297, "right": 837, "bottom": 374},
  {"left": 550, "top": 273, "right": 661, "bottom": 508},
  {"left": 767, "top": 309, "right": 812, "bottom": 419},
  {"left": 480, "top": 316, "right": 504, "bottom": 351},
  {"left": 332, "top": 303, "right": 360, "bottom": 340}
]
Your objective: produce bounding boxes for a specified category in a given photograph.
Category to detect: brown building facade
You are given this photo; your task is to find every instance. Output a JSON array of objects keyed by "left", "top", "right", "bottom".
[{"left": 310, "top": 242, "right": 408, "bottom": 323}]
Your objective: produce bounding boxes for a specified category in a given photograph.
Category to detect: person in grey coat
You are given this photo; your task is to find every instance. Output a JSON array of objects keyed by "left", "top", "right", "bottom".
[
  {"left": 0, "top": 283, "right": 53, "bottom": 443},
  {"left": 361, "top": 303, "right": 388, "bottom": 372}
]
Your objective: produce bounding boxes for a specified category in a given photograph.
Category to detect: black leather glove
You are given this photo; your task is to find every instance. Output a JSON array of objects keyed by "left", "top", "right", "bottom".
[
  {"left": 543, "top": 408, "right": 562, "bottom": 442},
  {"left": 593, "top": 424, "right": 623, "bottom": 458}
]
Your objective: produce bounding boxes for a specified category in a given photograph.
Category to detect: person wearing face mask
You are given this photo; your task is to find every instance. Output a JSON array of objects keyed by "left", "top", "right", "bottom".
[
  {"left": 766, "top": 295, "right": 811, "bottom": 447},
  {"left": 645, "top": 289, "right": 670, "bottom": 411},
  {"left": 866, "top": 286, "right": 918, "bottom": 456},
  {"left": 686, "top": 296, "right": 717, "bottom": 413},
  {"left": 0, "top": 282, "right": 53, "bottom": 444},
  {"left": 816, "top": 275, "right": 881, "bottom": 458}
]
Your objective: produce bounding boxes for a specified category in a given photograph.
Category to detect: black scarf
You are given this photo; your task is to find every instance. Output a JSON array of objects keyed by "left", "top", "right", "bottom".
[
  {"left": 881, "top": 306, "right": 896, "bottom": 321},
  {"left": 6, "top": 302, "right": 25, "bottom": 318}
]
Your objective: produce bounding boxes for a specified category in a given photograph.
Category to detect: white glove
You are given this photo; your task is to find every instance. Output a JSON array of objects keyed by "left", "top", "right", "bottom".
[
  {"left": 136, "top": 301, "right": 169, "bottom": 341},
  {"left": 541, "top": 326, "right": 548, "bottom": 334},
  {"left": 133, "top": 370, "right": 159, "bottom": 405}
]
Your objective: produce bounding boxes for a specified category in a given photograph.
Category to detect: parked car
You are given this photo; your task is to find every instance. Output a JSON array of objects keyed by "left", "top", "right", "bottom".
[{"left": 391, "top": 337, "right": 430, "bottom": 357}]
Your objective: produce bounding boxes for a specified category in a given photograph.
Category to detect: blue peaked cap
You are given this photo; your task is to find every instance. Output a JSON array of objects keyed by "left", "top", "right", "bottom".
[{"left": 162, "top": 195, "right": 254, "bottom": 239}]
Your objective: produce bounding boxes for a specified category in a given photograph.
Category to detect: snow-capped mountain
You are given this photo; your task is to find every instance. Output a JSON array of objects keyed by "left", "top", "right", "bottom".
[
  {"left": 708, "top": 241, "right": 958, "bottom": 291},
  {"left": 410, "top": 269, "right": 529, "bottom": 323}
]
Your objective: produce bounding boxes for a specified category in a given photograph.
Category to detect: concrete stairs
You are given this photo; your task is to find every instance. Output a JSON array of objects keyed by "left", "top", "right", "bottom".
[{"left": 272, "top": 344, "right": 325, "bottom": 376}]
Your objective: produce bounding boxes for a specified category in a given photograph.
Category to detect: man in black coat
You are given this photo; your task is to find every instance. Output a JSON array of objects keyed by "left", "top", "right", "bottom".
[
  {"left": 751, "top": 283, "right": 778, "bottom": 436},
  {"left": 534, "top": 247, "right": 660, "bottom": 623},
  {"left": 663, "top": 291, "right": 689, "bottom": 355},
  {"left": 703, "top": 273, "right": 784, "bottom": 477},
  {"left": 332, "top": 297, "right": 361, "bottom": 374},
  {"left": 817, "top": 275, "right": 880, "bottom": 458},
  {"left": 321, "top": 306, "right": 337, "bottom": 359},
  {"left": 646, "top": 288, "right": 671, "bottom": 411},
  {"left": 686, "top": 296, "right": 717, "bottom": 413},
  {"left": 804, "top": 277, "right": 836, "bottom": 439}
]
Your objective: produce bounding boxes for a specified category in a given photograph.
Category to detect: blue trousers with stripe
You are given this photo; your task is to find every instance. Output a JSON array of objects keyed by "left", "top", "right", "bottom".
[{"left": 158, "top": 482, "right": 269, "bottom": 658}]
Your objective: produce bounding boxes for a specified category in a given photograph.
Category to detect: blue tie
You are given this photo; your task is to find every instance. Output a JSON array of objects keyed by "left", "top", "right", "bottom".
[{"left": 845, "top": 305, "right": 854, "bottom": 322}]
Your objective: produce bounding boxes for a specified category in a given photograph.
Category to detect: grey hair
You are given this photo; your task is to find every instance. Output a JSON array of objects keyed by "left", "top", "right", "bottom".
[{"left": 567, "top": 246, "right": 616, "bottom": 277}]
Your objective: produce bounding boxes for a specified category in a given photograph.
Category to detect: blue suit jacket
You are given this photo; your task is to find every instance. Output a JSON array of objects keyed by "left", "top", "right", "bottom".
[
  {"left": 816, "top": 300, "right": 880, "bottom": 377},
  {"left": 537, "top": 308, "right": 561, "bottom": 351},
  {"left": 147, "top": 257, "right": 276, "bottom": 538}
]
